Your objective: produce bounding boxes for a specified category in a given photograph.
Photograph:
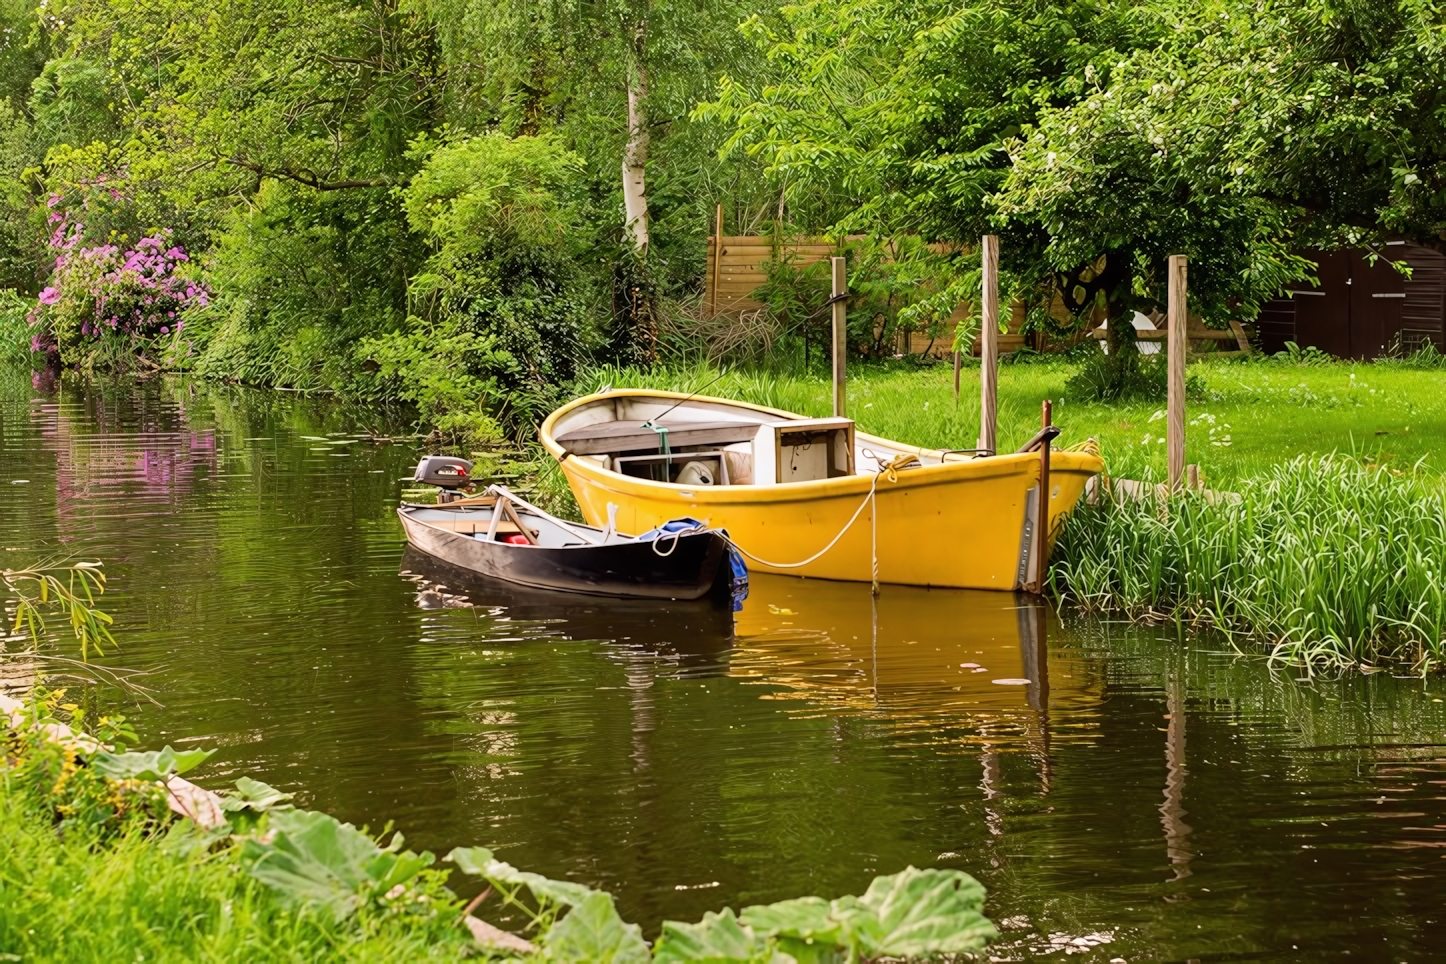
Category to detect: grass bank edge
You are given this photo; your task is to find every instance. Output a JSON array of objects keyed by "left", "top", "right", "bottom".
[{"left": 1051, "top": 453, "right": 1446, "bottom": 673}]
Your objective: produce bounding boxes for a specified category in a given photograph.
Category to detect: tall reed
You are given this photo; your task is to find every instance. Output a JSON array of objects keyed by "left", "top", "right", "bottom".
[{"left": 1052, "top": 455, "right": 1446, "bottom": 670}]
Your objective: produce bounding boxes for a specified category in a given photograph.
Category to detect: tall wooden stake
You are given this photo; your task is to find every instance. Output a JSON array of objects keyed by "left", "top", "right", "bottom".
[
  {"left": 1167, "top": 255, "right": 1188, "bottom": 491},
  {"left": 953, "top": 349, "right": 961, "bottom": 404},
  {"left": 831, "top": 256, "right": 848, "bottom": 418},
  {"left": 709, "top": 204, "right": 723, "bottom": 318},
  {"left": 979, "top": 235, "right": 1000, "bottom": 452},
  {"left": 1029, "top": 399, "right": 1052, "bottom": 594}
]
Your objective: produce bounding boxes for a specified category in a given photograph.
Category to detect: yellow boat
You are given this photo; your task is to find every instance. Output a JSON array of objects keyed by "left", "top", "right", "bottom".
[{"left": 540, "top": 389, "right": 1103, "bottom": 591}]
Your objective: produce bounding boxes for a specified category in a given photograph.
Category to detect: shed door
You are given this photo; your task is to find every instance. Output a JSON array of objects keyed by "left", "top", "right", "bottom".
[
  {"left": 1349, "top": 251, "right": 1405, "bottom": 359},
  {"left": 1292, "top": 250, "right": 1352, "bottom": 357}
]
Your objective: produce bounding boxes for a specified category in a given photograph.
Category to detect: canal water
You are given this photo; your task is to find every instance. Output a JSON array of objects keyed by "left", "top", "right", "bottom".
[{"left": 3, "top": 370, "right": 1446, "bottom": 962}]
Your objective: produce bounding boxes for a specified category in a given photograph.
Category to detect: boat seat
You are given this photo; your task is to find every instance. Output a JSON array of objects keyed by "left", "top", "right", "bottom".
[
  {"left": 554, "top": 420, "right": 762, "bottom": 455},
  {"left": 427, "top": 518, "right": 538, "bottom": 538}
]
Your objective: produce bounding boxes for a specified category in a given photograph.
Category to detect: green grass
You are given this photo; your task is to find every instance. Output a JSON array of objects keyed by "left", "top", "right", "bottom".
[
  {"left": 1052, "top": 454, "right": 1446, "bottom": 670},
  {"left": 579, "top": 354, "right": 1446, "bottom": 486},
  {"left": 0, "top": 784, "right": 473, "bottom": 962}
]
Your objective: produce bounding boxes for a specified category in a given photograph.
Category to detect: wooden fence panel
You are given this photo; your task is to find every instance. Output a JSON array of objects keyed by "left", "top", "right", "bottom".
[{"left": 705, "top": 234, "right": 1025, "bottom": 358}]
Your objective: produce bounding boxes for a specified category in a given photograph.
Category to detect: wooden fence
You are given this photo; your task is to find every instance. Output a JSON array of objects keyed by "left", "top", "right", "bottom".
[
  {"left": 703, "top": 233, "right": 1251, "bottom": 357},
  {"left": 703, "top": 234, "right": 1022, "bottom": 358}
]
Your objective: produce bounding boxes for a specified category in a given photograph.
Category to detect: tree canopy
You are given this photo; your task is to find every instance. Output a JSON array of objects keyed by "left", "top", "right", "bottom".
[{"left": 2, "top": 0, "right": 1445, "bottom": 427}]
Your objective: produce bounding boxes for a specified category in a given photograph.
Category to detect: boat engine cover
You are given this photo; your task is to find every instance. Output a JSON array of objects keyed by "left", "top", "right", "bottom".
[{"left": 413, "top": 456, "right": 474, "bottom": 490}]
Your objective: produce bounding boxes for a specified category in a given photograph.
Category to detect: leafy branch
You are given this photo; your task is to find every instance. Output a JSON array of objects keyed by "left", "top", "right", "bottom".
[{"left": 3, "top": 561, "right": 117, "bottom": 661}]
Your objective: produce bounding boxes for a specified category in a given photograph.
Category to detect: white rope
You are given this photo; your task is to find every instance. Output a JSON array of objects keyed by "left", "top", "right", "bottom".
[{"left": 723, "top": 472, "right": 881, "bottom": 570}]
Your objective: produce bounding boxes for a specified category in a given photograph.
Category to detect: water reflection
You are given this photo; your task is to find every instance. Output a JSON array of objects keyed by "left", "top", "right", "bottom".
[
  {"left": 400, "top": 548, "right": 735, "bottom": 673},
  {"left": 733, "top": 575, "right": 1102, "bottom": 721}
]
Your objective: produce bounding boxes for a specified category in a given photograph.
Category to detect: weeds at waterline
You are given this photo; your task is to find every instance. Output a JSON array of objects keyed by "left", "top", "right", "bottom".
[{"left": 1052, "top": 454, "right": 1446, "bottom": 672}]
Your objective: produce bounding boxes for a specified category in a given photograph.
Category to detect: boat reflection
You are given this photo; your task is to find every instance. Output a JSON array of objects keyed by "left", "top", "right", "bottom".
[
  {"left": 399, "top": 547, "right": 735, "bottom": 671},
  {"left": 731, "top": 574, "right": 1100, "bottom": 721}
]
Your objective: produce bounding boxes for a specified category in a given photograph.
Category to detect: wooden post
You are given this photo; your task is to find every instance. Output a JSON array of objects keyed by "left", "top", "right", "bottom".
[
  {"left": 831, "top": 256, "right": 848, "bottom": 418},
  {"left": 1029, "top": 399, "right": 1052, "bottom": 594},
  {"left": 1167, "top": 255, "right": 1188, "bottom": 491},
  {"left": 953, "top": 349, "right": 961, "bottom": 404},
  {"left": 709, "top": 205, "right": 723, "bottom": 318},
  {"left": 979, "top": 235, "right": 1000, "bottom": 453}
]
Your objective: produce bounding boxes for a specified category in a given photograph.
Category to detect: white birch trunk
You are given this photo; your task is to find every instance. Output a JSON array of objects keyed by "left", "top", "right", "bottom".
[{"left": 622, "top": 29, "right": 650, "bottom": 253}]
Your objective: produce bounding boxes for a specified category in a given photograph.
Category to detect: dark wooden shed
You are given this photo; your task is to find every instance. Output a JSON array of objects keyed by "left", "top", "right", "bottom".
[{"left": 1256, "top": 245, "right": 1446, "bottom": 358}]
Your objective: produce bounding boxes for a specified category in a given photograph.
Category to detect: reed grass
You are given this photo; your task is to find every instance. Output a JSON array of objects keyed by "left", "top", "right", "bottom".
[{"left": 1052, "top": 454, "right": 1446, "bottom": 670}]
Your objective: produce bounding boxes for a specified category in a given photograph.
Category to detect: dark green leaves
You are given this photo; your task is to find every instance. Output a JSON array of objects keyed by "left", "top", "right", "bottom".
[{"left": 241, "top": 810, "right": 435, "bottom": 921}]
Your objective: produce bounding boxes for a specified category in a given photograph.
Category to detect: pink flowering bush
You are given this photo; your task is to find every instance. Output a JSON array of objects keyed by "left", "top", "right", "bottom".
[{"left": 28, "top": 194, "right": 210, "bottom": 366}]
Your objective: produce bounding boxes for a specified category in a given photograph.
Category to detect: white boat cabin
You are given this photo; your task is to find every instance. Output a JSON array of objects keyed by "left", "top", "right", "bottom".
[{"left": 551, "top": 395, "right": 972, "bottom": 488}]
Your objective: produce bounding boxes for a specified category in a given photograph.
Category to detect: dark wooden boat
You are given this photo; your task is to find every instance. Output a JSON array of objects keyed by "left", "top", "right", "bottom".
[{"left": 397, "top": 487, "right": 733, "bottom": 600}]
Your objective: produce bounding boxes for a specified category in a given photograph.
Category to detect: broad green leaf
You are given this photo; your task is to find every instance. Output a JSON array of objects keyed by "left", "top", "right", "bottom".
[
  {"left": 241, "top": 809, "right": 434, "bottom": 921},
  {"left": 830, "top": 867, "right": 996, "bottom": 957},
  {"left": 653, "top": 908, "right": 782, "bottom": 963},
  {"left": 92, "top": 745, "right": 215, "bottom": 782},
  {"left": 446, "top": 845, "right": 495, "bottom": 876},
  {"left": 541, "top": 891, "right": 650, "bottom": 963},
  {"left": 449, "top": 847, "right": 595, "bottom": 908},
  {"left": 739, "top": 898, "right": 841, "bottom": 964},
  {"left": 220, "top": 776, "right": 294, "bottom": 813},
  {"left": 738, "top": 897, "right": 837, "bottom": 942}
]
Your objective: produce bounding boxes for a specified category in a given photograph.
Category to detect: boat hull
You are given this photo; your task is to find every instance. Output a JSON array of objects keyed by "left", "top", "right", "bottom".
[
  {"left": 397, "top": 508, "right": 729, "bottom": 600},
  {"left": 541, "top": 391, "right": 1102, "bottom": 592}
]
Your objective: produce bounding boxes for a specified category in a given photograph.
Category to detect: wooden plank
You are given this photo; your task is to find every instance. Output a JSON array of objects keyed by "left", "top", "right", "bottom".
[
  {"left": 1229, "top": 319, "right": 1251, "bottom": 352},
  {"left": 718, "top": 245, "right": 834, "bottom": 257},
  {"left": 556, "top": 420, "right": 763, "bottom": 455},
  {"left": 710, "top": 206, "right": 722, "bottom": 317},
  {"left": 426, "top": 518, "right": 536, "bottom": 537}
]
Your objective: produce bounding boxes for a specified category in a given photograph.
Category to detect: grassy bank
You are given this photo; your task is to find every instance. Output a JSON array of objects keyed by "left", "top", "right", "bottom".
[
  {"left": 582, "top": 353, "right": 1446, "bottom": 486},
  {"left": 1051, "top": 454, "right": 1446, "bottom": 671},
  {"left": 0, "top": 688, "right": 996, "bottom": 962}
]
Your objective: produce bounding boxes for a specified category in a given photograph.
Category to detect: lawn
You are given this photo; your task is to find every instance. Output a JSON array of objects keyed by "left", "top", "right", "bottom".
[{"left": 577, "top": 355, "right": 1446, "bottom": 487}]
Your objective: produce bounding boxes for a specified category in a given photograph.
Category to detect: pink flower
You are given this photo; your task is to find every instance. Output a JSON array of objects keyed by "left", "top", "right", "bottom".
[{"left": 38, "top": 287, "right": 60, "bottom": 305}]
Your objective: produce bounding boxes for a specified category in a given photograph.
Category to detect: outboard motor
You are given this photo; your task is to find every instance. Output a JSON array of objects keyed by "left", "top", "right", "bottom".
[{"left": 413, "top": 456, "right": 474, "bottom": 502}]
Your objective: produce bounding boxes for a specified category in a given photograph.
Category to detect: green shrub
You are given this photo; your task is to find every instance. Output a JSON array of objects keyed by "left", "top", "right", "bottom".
[
  {"left": 1063, "top": 325, "right": 1204, "bottom": 403},
  {"left": 360, "top": 132, "right": 595, "bottom": 443}
]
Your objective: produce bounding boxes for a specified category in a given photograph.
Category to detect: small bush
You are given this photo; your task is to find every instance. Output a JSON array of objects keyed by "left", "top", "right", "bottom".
[{"left": 1064, "top": 327, "right": 1202, "bottom": 403}]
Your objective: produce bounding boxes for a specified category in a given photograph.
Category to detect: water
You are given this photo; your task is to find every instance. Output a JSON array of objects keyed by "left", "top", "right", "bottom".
[{"left": 4, "top": 371, "right": 1446, "bottom": 962}]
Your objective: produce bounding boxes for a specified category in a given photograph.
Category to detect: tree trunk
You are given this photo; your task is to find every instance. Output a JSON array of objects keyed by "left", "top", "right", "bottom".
[{"left": 622, "top": 21, "right": 650, "bottom": 254}]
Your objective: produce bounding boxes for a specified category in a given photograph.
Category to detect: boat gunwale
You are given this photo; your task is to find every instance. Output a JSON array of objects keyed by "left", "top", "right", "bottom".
[{"left": 540, "top": 389, "right": 1102, "bottom": 504}]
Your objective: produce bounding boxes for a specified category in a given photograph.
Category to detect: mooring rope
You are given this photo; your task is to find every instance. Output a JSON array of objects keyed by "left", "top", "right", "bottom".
[{"left": 720, "top": 452, "right": 919, "bottom": 591}]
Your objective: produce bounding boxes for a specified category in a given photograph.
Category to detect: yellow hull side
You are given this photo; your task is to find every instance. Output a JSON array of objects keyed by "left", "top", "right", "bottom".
[
  {"left": 557, "top": 455, "right": 1096, "bottom": 590},
  {"left": 543, "top": 391, "right": 1102, "bottom": 591}
]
